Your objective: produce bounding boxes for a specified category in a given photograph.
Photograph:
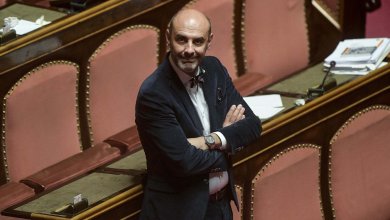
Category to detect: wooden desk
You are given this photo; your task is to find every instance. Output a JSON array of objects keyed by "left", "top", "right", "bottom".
[{"left": 3, "top": 63, "right": 389, "bottom": 220}]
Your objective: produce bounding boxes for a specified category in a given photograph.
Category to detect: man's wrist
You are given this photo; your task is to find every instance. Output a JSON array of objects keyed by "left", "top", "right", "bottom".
[{"left": 204, "top": 133, "right": 222, "bottom": 150}]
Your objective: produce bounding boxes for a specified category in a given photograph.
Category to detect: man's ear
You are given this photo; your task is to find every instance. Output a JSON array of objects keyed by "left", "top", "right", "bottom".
[
  {"left": 207, "top": 33, "right": 214, "bottom": 49},
  {"left": 166, "top": 30, "right": 171, "bottom": 48}
]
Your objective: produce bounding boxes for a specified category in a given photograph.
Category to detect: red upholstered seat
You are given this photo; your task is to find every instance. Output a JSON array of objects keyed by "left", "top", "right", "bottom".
[
  {"left": 2, "top": 61, "right": 82, "bottom": 183},
  {"left": 1, "top": 61, "right": 121, "bottom": 195},
  {"left": 0, "top": 182, "right": 34, "bottom": 212},
  {"left": 329, "top": 106, "right": 390, "bottom": 220},
  {"left": 231, "top": 185, "right": 243, "bottom": 220},
  {"left": 251, "top": 145, "right": 323, "bottom": 220},
  {"left": 87, "top": 25, "right": 159, "bottom": 146},
  {"left": 243, "top": 0, "right": 310, "bottom": 87}
]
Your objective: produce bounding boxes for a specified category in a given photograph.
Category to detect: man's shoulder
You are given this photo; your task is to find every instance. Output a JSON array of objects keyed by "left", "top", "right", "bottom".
[{"left": 202, "top": 56, "right": 221, "bottom": 64}]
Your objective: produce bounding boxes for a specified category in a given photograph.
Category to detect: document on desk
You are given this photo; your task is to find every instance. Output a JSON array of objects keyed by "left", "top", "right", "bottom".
[
  {"left": 331, "top": 62, "right": 388, "bottom": 75},
  {"left": 13, "top": 19, "right": 42, "bottom": 35},
  {"left": 243, "top": 94, "right": 284, "bottom": 120}
]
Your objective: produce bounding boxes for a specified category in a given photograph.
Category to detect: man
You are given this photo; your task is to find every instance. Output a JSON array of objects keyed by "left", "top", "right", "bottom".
[{"left": 136, "top": 9, "right": 261, "bottom": 220}]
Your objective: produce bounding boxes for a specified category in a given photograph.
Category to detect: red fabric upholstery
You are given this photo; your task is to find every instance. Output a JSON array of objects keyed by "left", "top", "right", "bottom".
[
  {"left": 331, "top": 108, "right": 389, "bottom": 141},
  {"left": 244, "top": 0, "right": 309, "bottom": 85},
  {"left": 330, "top": 108, "right": 390, "bottom": 220},
  {"left": 88, "top": 26, "right": 159, "bottom": 145},
  {"left": 21, "top": 142, "right": 121, "bottom": 192},
  {"left": 231, "top": 185, "right": 242, "bottom": 220},
  {"left": 0, "top": 182, "right": 34, "bottom": 211},
  {"left": 187, "top": 0, "right": 237, "bottom": 79},
  {"left": 3, "top": 61, "right": 81, "bottom": 182},
  {"left": 251, "top": 145, "right": 322, "bottom": 220}
]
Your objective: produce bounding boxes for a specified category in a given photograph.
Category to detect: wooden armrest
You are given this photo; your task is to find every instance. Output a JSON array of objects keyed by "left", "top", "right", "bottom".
[
  {"left": 21, "top": 142, "right": 121, "bottom": 193},
  {"left": 104, "top": 126, "right": 141, "bottom": 154},
  {"left": 233, "top": 72, "right": 272, "bottom": 96}
]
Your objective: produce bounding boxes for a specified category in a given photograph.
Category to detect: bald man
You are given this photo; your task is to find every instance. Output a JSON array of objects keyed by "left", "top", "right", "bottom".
[{"left": 136, "top": 9, "right": 261, "bottom": 220}]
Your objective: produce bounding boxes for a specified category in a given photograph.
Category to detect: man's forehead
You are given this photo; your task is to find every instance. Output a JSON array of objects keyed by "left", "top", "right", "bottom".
[
  {"left": 171, "top": 9, "right": 210, "bottom": 33},
  {"left": 173, "top": 26, "right": 208, "bottom": 38}
]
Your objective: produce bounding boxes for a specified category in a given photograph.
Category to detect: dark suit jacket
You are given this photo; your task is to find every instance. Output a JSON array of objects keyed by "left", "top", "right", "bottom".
[{"left": 136, "top": 56, "right": 261, "bottom": 220}]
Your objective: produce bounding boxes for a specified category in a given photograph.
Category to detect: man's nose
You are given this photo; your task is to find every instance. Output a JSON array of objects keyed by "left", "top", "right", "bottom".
[{"left": 183, "top": 42, "right": 195, "bottom": 57}]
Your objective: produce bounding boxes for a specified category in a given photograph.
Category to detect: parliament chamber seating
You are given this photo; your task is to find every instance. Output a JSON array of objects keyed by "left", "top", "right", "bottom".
[
  {"left": 0, "top": 61, "right": 122, "bottom": 213},
  {"left": 2, "top": 61, "right": 81, "bottom": 183},
  {"left": 251, "top": 145, "right": 322, "bottom": 220},
  {"left": 329, "top": 106, "right": 390, "bottom": 220},
  {"left": 242, "top": 0, "right": 310, "bottom": 88},
  {"left": 87, "top": 25, "right": 159, "bottom": 148},
  {"left": 0, "top": 0, "right": 388, "bottom": 219}
]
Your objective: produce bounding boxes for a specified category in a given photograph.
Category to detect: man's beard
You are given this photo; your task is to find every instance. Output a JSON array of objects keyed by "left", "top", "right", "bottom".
[{"left": 177, "top": 59, "right": 198, "bottom": 75}]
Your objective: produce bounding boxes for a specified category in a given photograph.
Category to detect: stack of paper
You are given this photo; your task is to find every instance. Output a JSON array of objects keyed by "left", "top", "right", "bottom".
[
  {"left": 243, "top": 94, "right": 284, "bottom": 120},
  {"left": 324, "top": 38, "right": 390, "bottom": 74}
]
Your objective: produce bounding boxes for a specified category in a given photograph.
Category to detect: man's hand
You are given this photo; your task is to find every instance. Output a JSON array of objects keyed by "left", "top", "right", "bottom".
[
  {"left": 188, "top": 137, "right": 209, "bottom": 150},
  {"left": 223, "top": 104, "right": 245, "bottom": 127}
]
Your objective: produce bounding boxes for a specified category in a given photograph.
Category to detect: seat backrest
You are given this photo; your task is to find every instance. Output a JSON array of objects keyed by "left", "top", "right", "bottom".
[
  {"left": 1, "top": 61, "right": 82, "bottom": 182},
  {"left": 329, "top": 105, "right": 390, "bottom": 220},
  {"left": 87, "top": 25, "right": 159, "bottom": 145},
  {"left": 243, "top": 0, "right": 310, "bottom": 84},
  {"left": 251, "top": 144, "right": 323, "bottom": 220},
  {"left": 185, "top": 0, "right": 237, "bottom": 80},
  {"left": 231, "top": 185, "right": 243, "bottom": 220}
]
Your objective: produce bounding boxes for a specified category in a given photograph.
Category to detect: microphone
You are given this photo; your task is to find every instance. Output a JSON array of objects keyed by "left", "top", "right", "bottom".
[{"left": 307, "top": 61, "right": 337, "bottom": 100}]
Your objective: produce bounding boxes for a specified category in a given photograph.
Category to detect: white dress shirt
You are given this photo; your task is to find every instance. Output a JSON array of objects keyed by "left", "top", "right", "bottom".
[{"left": 171, "top": 61, "right": 228, "bottom": 194}]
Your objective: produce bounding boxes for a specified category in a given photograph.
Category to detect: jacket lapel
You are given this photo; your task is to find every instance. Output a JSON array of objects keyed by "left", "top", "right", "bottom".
[
  {"left": 200, "top": 65, "right": 218, "bottom": 132},
  {"left": 163, "top": 60, "right": 204, "bottom": 135}
]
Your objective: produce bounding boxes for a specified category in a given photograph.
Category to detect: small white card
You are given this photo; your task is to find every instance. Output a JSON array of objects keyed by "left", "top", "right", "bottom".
[{"left": 73, "top": 194, "right": 82, "bottom": 204}]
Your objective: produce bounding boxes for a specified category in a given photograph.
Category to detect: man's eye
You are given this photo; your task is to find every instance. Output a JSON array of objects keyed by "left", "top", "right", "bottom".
[
  {"left": 194, "top": 39, "right": 205, "bottom": 45},
  {"left": 176, "top": 37, "right": 186, "bottom": 43}
]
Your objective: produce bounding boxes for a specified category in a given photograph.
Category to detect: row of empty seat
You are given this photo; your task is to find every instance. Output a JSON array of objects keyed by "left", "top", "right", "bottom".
[{"left": 230, "top": 105, "right": 390, "bottom": 220}]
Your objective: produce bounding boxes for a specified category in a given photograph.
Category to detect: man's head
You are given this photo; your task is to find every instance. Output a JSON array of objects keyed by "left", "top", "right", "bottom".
[{"left": 167, "top": 9, "right": 213, "bottom": 76}]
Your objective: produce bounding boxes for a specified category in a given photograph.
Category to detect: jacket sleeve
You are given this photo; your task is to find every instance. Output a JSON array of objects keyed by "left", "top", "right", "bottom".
[
  {"left": 213, "top": 58, "right": 262, "bottom": 154},
  {"left": 136, "top": 87, "right": 228, "bottom": 178}
]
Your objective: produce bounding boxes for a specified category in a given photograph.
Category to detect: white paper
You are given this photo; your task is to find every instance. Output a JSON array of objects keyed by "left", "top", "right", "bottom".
[
  {"left": 244, "top": 94, "right": 284, "bottom": 119},
  {"left": 331, "top": 62, "right": 388, "bottom": 75},
  {"left": 325, "top": 38, "right": 390, "bottom": 64},
  {"left": 249, "top": 106, "right": 285, "bottom": 120},
  {"left": 13, "top": 19, "right": 41, "bottom": 35},
  {"left": 243, "top": 94, "right": 283, "bottom": 108}
]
